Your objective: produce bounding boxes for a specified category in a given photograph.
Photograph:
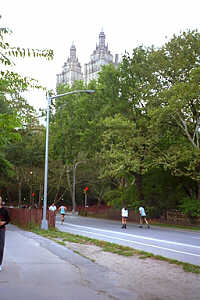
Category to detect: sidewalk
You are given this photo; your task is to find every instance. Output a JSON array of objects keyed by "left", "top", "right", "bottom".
[{"left": 0, "top": 225, "right": 137, "bottom": 300}]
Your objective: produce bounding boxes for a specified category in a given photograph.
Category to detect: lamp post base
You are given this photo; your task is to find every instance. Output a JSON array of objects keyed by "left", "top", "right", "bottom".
[{"left": 41, "top": 219, "right": 48, "bottom": 230}]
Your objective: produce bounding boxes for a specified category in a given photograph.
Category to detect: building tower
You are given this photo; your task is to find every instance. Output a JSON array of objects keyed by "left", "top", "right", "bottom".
[
  {"left": 56, "top": 43, "right": 83, "bottom": 87},
  {"left": 84, "top": 30, "right": 118, "bottom": 85}
]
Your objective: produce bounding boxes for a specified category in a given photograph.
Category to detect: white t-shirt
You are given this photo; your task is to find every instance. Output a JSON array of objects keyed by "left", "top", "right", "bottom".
[
  {"left": 49, "top": 205, "right": 57, "bottom": 212},
  {"left": 121, "top": 208, "right": 128, "bottom": 217},
  {"left": 139, "top": 207, "right": 146, "bottom": 217}
]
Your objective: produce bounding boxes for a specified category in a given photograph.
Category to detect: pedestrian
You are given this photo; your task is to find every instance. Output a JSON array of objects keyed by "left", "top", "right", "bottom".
[
  {"left": 58, "top": 204, "right": 67, "bottom": 225},
  {"left": 121, "top": 207, "right": 128, "bottom": 229},
  {"left": 49, "top": 203, "right": 57, "bottom": 212},
  {"left": 139, "top": 206, "right": 150, "bottom": 228},
  {"left": 0, "top": 196, "right": 10, "bottom": 271}
]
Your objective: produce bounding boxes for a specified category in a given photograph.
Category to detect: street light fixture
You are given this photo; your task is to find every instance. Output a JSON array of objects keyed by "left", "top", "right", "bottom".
[{"left": 41, "top": 89, "right": 95, "bottom": 230}]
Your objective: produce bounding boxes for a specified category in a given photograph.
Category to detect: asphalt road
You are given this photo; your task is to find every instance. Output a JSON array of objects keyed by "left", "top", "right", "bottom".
[{"left": 56, "top": 215, "right": 200, "bottom": 266}]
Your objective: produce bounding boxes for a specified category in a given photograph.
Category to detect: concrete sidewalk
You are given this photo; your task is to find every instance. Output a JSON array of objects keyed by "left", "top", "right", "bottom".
[{"left": 0, "top": 224, "right": 138, "bottom": 300}]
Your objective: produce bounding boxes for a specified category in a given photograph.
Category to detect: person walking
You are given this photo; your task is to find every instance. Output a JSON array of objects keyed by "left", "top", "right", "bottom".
[
  {"left": 49, "top": 203, "right": 57, "bottom": 212},
  {"left": 139, "top": 206, "right": 150, "bottom": 228},
  {"left": 0, "top": 196, "right": 10, "bottom": 271},
  {"left": 121, "top": 207, "right": 128, "bottom": 229},
  {"left": 58, "top": 204, "right": 67, "bottom": 225}
]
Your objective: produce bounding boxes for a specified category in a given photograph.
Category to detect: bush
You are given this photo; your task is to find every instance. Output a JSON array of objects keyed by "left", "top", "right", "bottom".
[
  {"left": 179, "top": 197, "right": 200, "bottom": 219},
  {"left": 147, "top": 206, "right": 163, "bottom": 219}
]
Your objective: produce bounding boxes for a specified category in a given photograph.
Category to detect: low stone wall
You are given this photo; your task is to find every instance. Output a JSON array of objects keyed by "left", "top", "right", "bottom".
[
  {"left": 78, "top": 206, "right": 139, "bottom": 222},
  {"left": 78, "top": 206, "right": 200, "bottom": 226},
  {"left": 7, "top": 207, "right": 55, "bottom": 228},
  {"left": 155, "top": 210, "right": 200, "bottom": 226}
]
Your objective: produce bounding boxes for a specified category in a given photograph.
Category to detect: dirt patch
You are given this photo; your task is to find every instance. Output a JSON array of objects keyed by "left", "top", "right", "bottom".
[{"left": 64, "top": 241, "right": 200, "bottom": 300}]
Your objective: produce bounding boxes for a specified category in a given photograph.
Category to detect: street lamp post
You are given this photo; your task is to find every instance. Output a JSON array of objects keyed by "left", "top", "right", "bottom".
[
  {"left": 30, "top": 170, "right": 33, "bottom": 206},
  {"left": 72, "top": 161, "right": 85, "bottom": 215},
  {"left": 41, "top": 89, "right": 95, "bottom": 230}
]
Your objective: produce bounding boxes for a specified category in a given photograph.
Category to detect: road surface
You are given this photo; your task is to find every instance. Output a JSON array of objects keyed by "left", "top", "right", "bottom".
[{"left": 56, "top": 215, "right": 200, "bottom": 266}]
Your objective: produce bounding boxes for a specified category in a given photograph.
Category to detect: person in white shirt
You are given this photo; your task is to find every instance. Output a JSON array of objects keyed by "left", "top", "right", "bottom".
[
  {"left": 49, "top": 203, "right": 57, "bottom": 212},
  {"left": 121, "top": 207, "right": 128, "bottom": 229},
  {"left": 139, "top": 206, "right": 150, "bottom": 228}
]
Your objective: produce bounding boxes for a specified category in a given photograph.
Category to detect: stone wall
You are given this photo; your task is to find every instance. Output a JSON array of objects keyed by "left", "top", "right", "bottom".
[{"left": 78, "top": 206, "right": 200, "bottom": 226}]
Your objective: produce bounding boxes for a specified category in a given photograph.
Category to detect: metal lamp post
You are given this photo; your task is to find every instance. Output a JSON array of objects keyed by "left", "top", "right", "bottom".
[
  {"left": 30, "top": 171, "right": 33, "bottom": 206},
  {"left": 72, "top": 161, "right": 86, "bottom": 215},
  {"left": 41, "top": 89, "right": 95, "bottom": 230}
]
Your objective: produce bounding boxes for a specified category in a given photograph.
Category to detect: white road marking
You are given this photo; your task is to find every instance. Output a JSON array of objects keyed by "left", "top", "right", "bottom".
[
  {"left": 58, "top": 222, "right": 200, "bottom": 250},
  {"left": 57, "top": 225, "right": 200, "bottom": 258}
]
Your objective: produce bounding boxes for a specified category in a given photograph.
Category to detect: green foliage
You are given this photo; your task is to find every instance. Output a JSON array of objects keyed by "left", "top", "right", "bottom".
[
  {"left": 103, "top": 184, "right": 139, "bottom": 209},
  {"left": 179, "top": 198, "right": 200, "bottom": 218},
  {"left": 2, "top": 24, "right": 200, "bottom": 214},
  {"left": 0, "top": 19, "right": 53, "bottom": 200},
  {"left": 104, "top": 189, "right": 124, "bottom": 208},
  {"left": 148, "top": 30, "right": 200, "bottom": 189},
  {"left": 0, "top": 152, "right": 13, "bottom": 176}
]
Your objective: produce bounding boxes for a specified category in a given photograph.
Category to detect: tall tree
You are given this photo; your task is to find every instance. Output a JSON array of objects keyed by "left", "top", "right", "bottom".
[
  {"left": 148, "top": 30, "right": 200, "bottom": 201},
  {"left": 0, "top": 18, "right": 53, "bottom": 200}
]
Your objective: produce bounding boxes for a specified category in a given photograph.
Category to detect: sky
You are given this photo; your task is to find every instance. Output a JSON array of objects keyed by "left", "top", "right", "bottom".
[{"left": 1, "top": 0, "right": 200, "bottom": 111}]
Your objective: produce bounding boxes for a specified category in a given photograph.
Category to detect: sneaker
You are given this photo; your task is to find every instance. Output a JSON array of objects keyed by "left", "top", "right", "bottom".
[
  {"left": 0, "top": 265, "right": 2, "bottom": 272},
  {"left": 147, "top": 224, "right": 150, "bottom": 229}
]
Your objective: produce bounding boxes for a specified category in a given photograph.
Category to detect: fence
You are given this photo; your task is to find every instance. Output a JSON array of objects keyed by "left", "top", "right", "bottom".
[
  {"left": 7, "top": 206, "right": 199, "bottom": 228},
  {"left": 77, "top": 206, "right": 200, "bottom": 226},
  {"left": 157, "top": 210, "right": 200, "bottom": 226},
  {"left": 7, "top": 207, "right": 56, "bottom": 228},
  {"left": 77, "top": 206, "right": 139, "bottom": 222}
]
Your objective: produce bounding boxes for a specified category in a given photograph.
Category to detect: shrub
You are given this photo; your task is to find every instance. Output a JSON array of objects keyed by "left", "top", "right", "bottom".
[{"left": 179, "top": 197, "right": 200, "bottom": 219}]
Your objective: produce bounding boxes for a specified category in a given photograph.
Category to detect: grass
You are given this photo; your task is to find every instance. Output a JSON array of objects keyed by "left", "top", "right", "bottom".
[
  {"left": 27, "top": 224, "right": 200, "bottom": 275},
  {"left": 152, "top": 223, "right": 200, "bottom": 231}
]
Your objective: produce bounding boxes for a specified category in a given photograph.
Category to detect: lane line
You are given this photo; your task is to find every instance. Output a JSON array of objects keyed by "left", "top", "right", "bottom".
[
  {"left": 58, "top": 225, "right": 200, "bottom": 258},
  {"left": 64, "top": 216, "right": 200, "bottom": 235},
  {"left": 58, "top": 222, "right": 200, "bottom": 250}
]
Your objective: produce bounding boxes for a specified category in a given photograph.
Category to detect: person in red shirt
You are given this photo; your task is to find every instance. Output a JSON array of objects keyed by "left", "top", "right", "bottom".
[{"left": 0, "top": 196, "right": 10, "bottom": 271}]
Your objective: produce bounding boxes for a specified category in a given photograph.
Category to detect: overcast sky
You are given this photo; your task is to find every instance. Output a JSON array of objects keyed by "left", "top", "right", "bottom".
[{"left": 1, "top": 0, "right": 200, "bottom": 110}]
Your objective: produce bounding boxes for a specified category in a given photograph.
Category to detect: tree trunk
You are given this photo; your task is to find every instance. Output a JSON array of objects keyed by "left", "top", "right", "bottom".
[
  {"left": 18, "top": 181, "right": 22, "bottom": 207},
  {"left": 66, "top": 171, "right": 73, "bottom": 203},
  {"left": 38, "top": 183, "right": 43, "bottom": 208},
  {"left": 197, "top": 181, "right": 200, "bottom": 201},
  {"left": 135, "top": 173, "right": 145, "bottom": 203}
]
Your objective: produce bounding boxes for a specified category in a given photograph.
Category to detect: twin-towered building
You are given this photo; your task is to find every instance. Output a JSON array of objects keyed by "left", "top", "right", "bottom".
[{"left": 56, "top": 30, "right": 118, "bottom": 87}]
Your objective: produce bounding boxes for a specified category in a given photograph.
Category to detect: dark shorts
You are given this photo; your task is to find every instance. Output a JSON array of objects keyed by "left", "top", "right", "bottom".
[{"left": 141, "top": 216, "right": 146, "bottom": 219}]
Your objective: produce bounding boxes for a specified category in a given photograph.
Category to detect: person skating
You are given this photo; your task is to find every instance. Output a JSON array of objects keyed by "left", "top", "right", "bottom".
[
  {"left": 139, "top": 206, "right": 150, "bottom": 228},
  {"left": 58, "top": 204, "right": 67, "bottom": 224},
  {"left": 121, "top": 207, "right": 128, "bottom": 229}
]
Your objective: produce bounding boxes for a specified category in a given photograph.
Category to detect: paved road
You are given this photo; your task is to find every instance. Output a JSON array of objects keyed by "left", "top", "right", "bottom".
[{"left": 56, "top": 215, "right": 200, "bottom": 266}]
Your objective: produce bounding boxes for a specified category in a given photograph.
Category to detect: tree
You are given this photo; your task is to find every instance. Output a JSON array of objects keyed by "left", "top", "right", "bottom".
[
  {"left": 97, "top": 47, "right": 156, "bottom": 205},
  {"left": 0, "top": 18, "right": 53, "bottom": 200},
  {"left": 148, "top": 30, "right": 200, "bottom": 201}
]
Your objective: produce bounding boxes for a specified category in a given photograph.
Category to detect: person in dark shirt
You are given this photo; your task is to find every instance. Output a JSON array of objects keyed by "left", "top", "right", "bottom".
[{"left": 0, "top": 196, "right": 10, "bottom": 271}]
